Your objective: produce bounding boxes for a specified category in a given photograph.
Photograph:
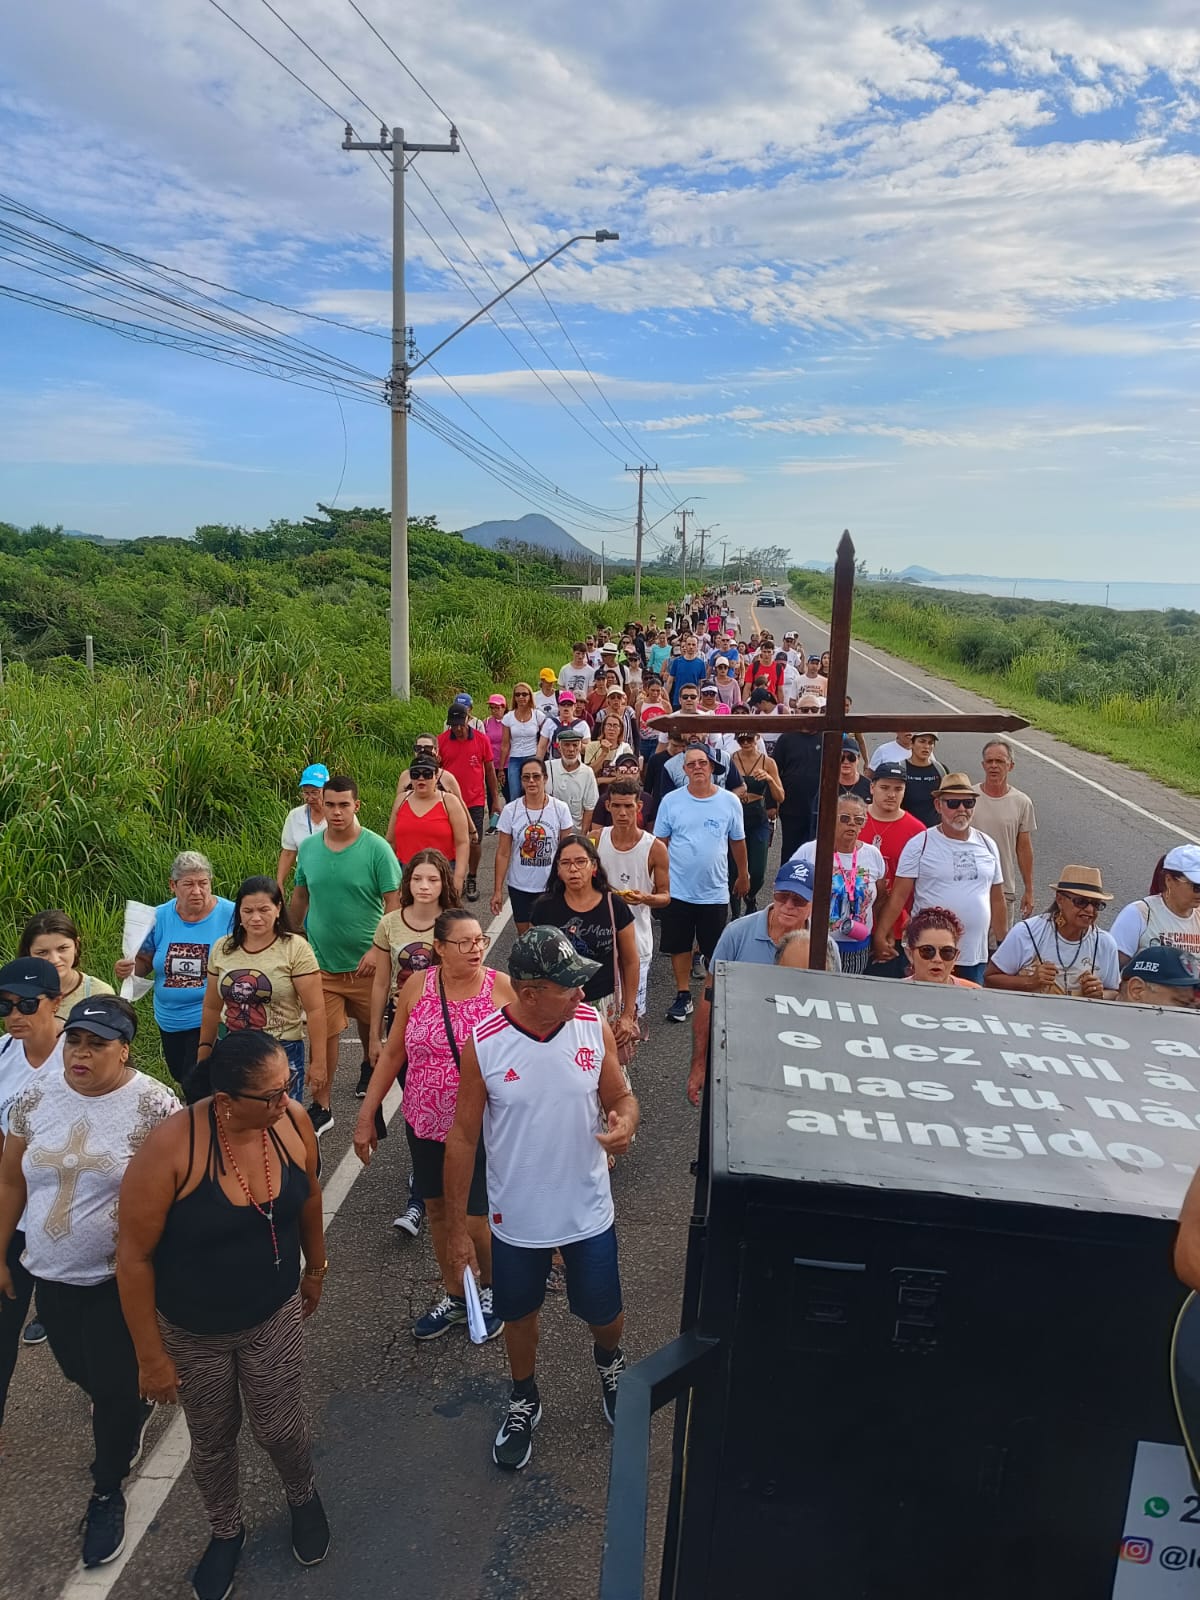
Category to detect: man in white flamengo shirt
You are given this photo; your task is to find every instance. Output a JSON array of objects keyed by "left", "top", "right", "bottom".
[{"left": 444, "top": 927, "right": 639, "bottom": 1472}]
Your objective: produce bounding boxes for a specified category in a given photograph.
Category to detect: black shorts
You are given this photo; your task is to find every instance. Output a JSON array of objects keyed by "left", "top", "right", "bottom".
[
  {"left": 659, "top": 899, "right": 728, "bottom": 961},
  {"left": 405, "top": 1122, "right": 489, "bottom": 1215},
  {"left": 467, "top": 804, "right": 485, "bottom": 840},
  {"left": 507, "top": 884, "right": 544, "bottom": 924}
]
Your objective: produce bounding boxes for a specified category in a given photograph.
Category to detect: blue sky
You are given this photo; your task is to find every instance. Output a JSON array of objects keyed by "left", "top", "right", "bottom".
[{"left": 4, "top": 0, "right": 1200, "bottom": 579}]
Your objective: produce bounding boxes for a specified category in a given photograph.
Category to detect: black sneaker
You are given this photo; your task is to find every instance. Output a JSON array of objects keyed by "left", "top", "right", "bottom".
[
  {"left": 598, "top": 1348, "right": 626, "bottom": 1425},
  {"left": 354, "top": 1061, "right": 372, "bottom": 1099},
  {"left": 665, "top": 992, "right": 693, "bottom": 1023},
  {"left": 392, "top": 1198, "right": 425, "bottom": 1237},
  {"left": 192, "top": 1526, "right": 246, "bottom": 1600},
  {"left": 129, "top": 1400, "right": 156, "bottom": 1469},
  {"left": 81, "top": 1490, "right": 126, "bottom": 1568},
  {"left": 465, "top": 875, "right": 479, "bottom": 903},
  {"left": 493, "top": 1393, "right": 542, "bottom": 1471},
  {"left": 290, "top": 1491, "right": 330, "bottom": 1566},
  {"left": 307, "top": 1104, "right": 334, "bottom": 1140},
  {"left": 21, "top": 1318, "right": 47, "bottom": 1346}
]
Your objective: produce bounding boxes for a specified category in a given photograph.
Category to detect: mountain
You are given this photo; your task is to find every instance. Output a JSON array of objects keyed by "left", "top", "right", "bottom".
[
  {"left": 892, "top": 564, "right": 942, "bottom": 580},
  {"left": 459, "top": 514, "right": 600, "bottom": 562}
]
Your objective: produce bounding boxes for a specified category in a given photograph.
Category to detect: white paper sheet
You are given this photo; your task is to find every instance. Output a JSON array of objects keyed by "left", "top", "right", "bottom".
[
  {"left": 462, "top": 1270, "right": 488, "bottom": 1344},
  {"left": 119, "top": 900, "right": 156, "bottom": 1001}
]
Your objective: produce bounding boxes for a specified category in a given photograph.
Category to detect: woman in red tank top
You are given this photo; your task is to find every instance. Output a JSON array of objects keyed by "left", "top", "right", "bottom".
[{"left": 388, "top": 761, "right": 470, "bottom": 894}]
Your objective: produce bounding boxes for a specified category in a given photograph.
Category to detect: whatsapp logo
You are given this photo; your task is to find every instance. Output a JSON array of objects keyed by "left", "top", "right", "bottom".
[{"left": 1144, "top": 1497, "right": 1171, "bottom": 1518}]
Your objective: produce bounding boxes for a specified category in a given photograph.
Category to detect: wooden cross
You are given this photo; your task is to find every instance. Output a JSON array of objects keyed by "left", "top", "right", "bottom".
[{"left": 662, "top": 530, "right": 1029, "bottom": 967}]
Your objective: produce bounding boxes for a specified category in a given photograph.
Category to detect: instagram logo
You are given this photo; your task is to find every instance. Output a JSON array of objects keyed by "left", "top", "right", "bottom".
[{"left": 1120, "top": 1537, "right": 1153, "bottom": 1564}]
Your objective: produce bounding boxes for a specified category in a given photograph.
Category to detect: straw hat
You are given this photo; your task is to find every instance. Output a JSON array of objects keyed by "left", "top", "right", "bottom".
[
  {"left": 1050, "top": 865, "right": 1113, "bottom": 902},
  {"left": 932, "top": 770, "right": 975, "bottom": 796}
]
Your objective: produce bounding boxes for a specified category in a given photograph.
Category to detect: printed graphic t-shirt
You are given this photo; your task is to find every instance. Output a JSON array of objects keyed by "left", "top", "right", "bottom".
[
  {"left": 10, "top": 1066, "right": 177, "bottom": 1284},
  {"left": 373, "top": 909, "right": 438, "bottom": 995},
  {"left": 207, "top": 934, "right": 320, "bottom": 1042},
  {"left": 141, "top": 899, "right": 235, "bottom": 1032}
]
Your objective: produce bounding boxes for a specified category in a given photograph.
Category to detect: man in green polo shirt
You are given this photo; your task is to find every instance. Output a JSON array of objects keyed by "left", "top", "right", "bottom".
[{"left": 290, "top": 774, "right": 401, "bottom": 1136}]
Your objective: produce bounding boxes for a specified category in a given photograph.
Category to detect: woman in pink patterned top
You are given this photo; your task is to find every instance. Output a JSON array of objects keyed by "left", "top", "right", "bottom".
[{"left": 353, "top": 908, "right": 515, "bottom": 1342}]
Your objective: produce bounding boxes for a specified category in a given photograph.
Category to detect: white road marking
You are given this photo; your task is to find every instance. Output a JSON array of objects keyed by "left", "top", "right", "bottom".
[
  {"left": 56, "top": 899, "right": 514, "bottom": 1600},
  {"left": 769, "top": 598, "right": 1200, "bottom": 847}
]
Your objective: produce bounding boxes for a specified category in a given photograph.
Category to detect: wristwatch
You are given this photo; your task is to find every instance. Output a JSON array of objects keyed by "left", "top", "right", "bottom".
[{"left": 302, "top": 1261, "right": 330, "bottom": 1280}]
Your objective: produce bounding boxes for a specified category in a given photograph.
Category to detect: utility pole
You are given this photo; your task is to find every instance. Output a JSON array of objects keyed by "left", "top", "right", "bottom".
[
  {"left": 343, "top": 123, "right": 460, "bottom": 698},
  {"left": 720, "top": 540, "right": 728, "bottom": 583},
  {"left": 625, "top": 463, "right": 656, "bottom": 613},
  {"left": 600, "top": 540, "right": 605, "bottom": 592},
  {"left": 678, "top": 507, "right": 692, "bottom": 598}
]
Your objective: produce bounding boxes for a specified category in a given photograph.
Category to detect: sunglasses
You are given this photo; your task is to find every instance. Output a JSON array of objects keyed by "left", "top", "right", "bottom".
[
  {"left": 1058, "top": 891, "right": 1101, "bottom": 910},
  {"left": 914, "top": 944, "right": 959, "bottom": 962},
  {"left": 940, "top": 796, "right": 976, "bottom": 810},
  {"left": 680, "top": 695, "right": 700, "bottom": 703},
  {"left": 0, "top": 995, "right": 47, "bottom": 1016}
]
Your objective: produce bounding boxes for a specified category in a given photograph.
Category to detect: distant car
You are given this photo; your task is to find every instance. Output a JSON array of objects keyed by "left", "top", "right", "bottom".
[{"left": 759, "top": 590, "right": 783, "bottom": 606}]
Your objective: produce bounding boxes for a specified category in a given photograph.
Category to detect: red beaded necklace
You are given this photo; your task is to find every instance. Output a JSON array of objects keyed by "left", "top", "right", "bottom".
[{"left": 216, "top": 1118, "right": 280, "bottom": 1269}]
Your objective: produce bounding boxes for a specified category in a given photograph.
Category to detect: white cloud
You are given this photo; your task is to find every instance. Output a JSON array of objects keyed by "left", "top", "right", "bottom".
[
  {"left": 662, "top": 466, "right": 748, "bottom": 484},
  {"left": 0, "top": 383, "right": 247, "bottom": 468},
  {"left": 409, "top": 367, "right": 689, "bottom": 401},
  {"left": 778, "top": 457, "right": 891, "bottom": 474}
]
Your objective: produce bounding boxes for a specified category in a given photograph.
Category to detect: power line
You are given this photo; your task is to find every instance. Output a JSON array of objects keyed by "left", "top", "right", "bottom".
[
  {"left": 0, "top": 283, "right": 381, "bottom": 403},
  {"left": 0, "top": 211, "right": 381, "bottom": 391},
  {"left": 340, "top": 0, "right": 678, "bottom": 498}
]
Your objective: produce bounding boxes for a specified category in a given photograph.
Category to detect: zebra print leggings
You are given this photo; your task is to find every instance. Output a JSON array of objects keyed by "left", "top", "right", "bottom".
[{"left": 159, "top": 1293, "right": 315, "bottom": 1538}]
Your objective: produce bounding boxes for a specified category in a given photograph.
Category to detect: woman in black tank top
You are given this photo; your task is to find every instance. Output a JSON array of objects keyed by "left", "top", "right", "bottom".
[{"left": 117, "top": 1032, "right": 330, "bottom": 1597}]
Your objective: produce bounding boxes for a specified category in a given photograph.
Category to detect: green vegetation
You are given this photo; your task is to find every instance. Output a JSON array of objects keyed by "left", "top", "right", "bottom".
[
  {"left": 0, "top": 508, "right": 672, "bottom": 1078},
  {"left": 787, "top": 569, "right": 1200, "bottom": 792}
]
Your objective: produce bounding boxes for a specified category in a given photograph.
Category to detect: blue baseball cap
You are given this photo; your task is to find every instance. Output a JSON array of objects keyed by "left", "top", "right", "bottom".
[
  {"left": 1126, "top": 947, "right": 1200, "bottom": 988},
  {"left": 453, "top": 693, "right": 474, "bottom": 708},
  {"left": 299, "top": 763, "right": 329, "bottom": 789},
  {"left": 773, "top": 856, "right": 815, "bottom": 901}
]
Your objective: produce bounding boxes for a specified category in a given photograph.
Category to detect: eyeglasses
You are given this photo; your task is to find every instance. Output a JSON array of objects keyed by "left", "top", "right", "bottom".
[
  {"left": 914, "top": 944, "right": 959, "bottom": 962},
  {"left": 836, "top": 813, "right": 863, "bottom": 824},
  {"left": 235, "top": 1085, "right": 290, "bottom": 1108},
  {"left": 940, "top": 796, "right": 976, "bottom": 810},
  {"left": 1058, "top": 892, "right": 1101, "bottom": 910},
  {"left": 446, "top": 934, "right": 491, "bottom": 952},
  {"left": 0, "top": 996, "right": 44, "bottom": 1016}
]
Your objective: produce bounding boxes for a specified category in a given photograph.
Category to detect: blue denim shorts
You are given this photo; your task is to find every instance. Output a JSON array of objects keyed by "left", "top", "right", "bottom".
[
  {"left": 281, "top": 1038, "right": 306, "bottom": 1102},
  {"left": 490, "top": 1224, "right": 622, "bottom": 1326}
]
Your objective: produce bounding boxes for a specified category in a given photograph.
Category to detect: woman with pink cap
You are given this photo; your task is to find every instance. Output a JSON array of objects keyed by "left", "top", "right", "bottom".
[{"left": 483, "top": 694, "right": 507, "bottom": 830}]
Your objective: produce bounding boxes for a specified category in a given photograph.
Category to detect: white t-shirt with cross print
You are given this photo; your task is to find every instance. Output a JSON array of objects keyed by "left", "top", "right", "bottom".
[{"left": 9, "top": 1066, "right": 177, "bottom": 1285}]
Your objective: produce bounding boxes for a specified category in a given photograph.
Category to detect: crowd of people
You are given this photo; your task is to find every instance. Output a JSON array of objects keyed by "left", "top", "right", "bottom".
[{"left": 3, "top": 587, "right": 1200, "bottom": 1597}]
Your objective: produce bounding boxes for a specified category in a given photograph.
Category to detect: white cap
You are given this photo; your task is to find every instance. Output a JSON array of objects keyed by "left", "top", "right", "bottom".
[
  {"left": 1164, "top": 845, "right": 1200, "bottom": 880},
  {"left": 713, "top": 655, "right": 729, "bottom": 666}
]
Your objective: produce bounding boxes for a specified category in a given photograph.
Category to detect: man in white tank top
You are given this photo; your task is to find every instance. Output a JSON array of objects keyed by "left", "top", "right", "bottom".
[
  {"left": 593, "top": 781, "right": 670, "bottom": 1028},
  {"left": 443, "top": 927, "right": 639, "bottom": 1472}
]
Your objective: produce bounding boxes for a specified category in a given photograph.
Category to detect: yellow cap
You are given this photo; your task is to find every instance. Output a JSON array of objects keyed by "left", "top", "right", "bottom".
[{"left": 538, "top": 667, "right": 556, "bottom": 681}]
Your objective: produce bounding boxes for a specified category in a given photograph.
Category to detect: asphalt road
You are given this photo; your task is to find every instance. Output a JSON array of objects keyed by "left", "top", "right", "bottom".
[{"left": 5, "top": 601, "right": 1200, "bottom": 1600}]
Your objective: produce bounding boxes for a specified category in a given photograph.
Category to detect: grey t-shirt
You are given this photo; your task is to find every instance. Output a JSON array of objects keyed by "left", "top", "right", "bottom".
[{"left": 971, "top": 784, "right": 1036, "bottom": 900}]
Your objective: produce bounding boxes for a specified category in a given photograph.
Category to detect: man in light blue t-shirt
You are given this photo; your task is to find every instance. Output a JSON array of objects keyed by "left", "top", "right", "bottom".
[{"left": 653, "top": 744, "right": 749, "bottom": 1025}]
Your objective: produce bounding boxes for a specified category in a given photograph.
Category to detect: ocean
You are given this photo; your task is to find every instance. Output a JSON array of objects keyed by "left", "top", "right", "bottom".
[{"left": 911, "top": 577, "right": 1200, "bottom": 614}]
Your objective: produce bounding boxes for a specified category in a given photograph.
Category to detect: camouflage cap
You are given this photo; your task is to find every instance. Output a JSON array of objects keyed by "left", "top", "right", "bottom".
[{"left": 508, "top": 925, "right": 602, "bottom": 988}]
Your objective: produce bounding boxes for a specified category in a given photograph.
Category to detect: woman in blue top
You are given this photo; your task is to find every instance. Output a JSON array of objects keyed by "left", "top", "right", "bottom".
[{"left": 114, "top": 850, "right": 233, "bottom": 1102}]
